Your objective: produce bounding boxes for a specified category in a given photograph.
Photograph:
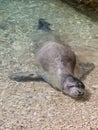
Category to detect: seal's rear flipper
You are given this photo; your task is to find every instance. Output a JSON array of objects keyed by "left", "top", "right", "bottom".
[
  {"left": 75, "top": 62, "right": 95, "bottom": 80},
  {"left": 38, "top": 18, "right": 51, "bottom": 31},
  {"left": 9, "top": 72, "right": 45, "bottom": 82}
]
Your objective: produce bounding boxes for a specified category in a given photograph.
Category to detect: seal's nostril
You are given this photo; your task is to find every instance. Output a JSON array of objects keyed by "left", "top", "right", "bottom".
[{"left": 78, "top": 91, "right": 84, "bottom": 96}]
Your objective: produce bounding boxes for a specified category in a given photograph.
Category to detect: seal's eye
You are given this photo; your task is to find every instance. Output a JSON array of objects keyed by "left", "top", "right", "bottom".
[{"left": 68, "top": 85, "right": 75, "bottom": 88}]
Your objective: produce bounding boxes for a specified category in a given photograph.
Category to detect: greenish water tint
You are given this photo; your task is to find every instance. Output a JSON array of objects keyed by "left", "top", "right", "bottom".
[
  {"left": 0, "top": 1, "right": 98, "bottom": 129},
  {"left": 0, "top": 0, "right": 98, "bottom": 47}
]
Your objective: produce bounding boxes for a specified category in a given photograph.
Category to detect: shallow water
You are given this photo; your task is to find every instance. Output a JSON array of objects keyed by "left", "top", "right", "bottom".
[{"left": 0, "top": 0, "right": 98, "bottom": 130}]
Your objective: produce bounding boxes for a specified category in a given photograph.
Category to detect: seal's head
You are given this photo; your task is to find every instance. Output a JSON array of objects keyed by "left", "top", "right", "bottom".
[{"left": 62, "top": 75, "right": 85, "bottom": 98}]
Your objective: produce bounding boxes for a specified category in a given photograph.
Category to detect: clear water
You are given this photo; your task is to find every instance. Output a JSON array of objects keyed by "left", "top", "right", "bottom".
[{"left": 0, "top": 0, "right": 98, "bottom": 129}]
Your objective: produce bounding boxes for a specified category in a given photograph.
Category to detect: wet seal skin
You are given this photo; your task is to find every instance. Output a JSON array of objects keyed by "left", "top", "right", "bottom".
[{"left": 9, "top": 19, "right": 86, "bottom": 99}]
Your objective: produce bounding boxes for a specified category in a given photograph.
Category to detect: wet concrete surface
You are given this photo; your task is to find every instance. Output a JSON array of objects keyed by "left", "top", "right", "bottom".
[{"left": 0, "top": 0, "right": 98, "bottom": 130}]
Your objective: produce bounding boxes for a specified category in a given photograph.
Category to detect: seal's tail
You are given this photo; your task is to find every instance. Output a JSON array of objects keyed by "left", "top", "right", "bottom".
[{"left": 38, "top": 18, "right": 51, "bottom": 31}]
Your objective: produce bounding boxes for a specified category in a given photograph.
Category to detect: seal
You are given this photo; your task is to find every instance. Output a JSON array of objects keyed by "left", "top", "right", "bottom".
[{"left": 9, "top": 19, "right": 85, "bottom": 98}]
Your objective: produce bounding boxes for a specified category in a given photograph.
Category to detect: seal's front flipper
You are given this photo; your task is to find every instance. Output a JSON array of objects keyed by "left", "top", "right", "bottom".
[
  {"left": 75, "top": 62, "right": 95, "bottom": 80},
  {"left": 9, "top": 72, "right": 45, "bottom": 82}
]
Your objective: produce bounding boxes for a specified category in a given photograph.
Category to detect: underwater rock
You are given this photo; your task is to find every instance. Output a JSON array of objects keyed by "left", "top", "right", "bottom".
[
  {"left": 61, "top": 0, "right": 98, "bottom": 12},
  {"left": 80, "top": 0, "right": 98, "bottom": 11}
]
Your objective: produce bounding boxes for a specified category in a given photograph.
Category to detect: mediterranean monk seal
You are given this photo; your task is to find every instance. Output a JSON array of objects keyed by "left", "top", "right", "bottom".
[{"left": 9, "top": 19, "right": 85, "bottom": 98}]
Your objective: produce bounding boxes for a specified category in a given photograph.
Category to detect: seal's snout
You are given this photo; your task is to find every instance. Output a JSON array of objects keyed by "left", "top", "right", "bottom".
[
  {"left": 69, "top": 87, "right": 85, "bottom": 98},
  {"left": 76, "top": 80, "right": 85, "bottom": 97},
  {"left": 77, "top": 90, "right": 84, "bottom": 96}
]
